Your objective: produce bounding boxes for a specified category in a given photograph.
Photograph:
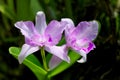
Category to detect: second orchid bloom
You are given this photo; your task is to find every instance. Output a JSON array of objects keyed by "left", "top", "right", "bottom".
[{"left": 15, "top": 11, "right": 98, "bottom": 69}]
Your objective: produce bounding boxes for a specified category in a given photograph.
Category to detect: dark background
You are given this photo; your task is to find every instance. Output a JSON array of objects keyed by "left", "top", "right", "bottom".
[{"left": 0, "top": 0, "right": 120, "bottom": 80}]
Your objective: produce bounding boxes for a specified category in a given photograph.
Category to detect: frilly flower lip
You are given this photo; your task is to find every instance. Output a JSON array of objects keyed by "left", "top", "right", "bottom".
[{"left": 14, "top": 11, "right": 70, "bottom": 64}]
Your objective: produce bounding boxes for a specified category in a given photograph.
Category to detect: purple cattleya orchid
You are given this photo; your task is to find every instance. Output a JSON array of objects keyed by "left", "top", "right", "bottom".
[
  {"left": 62, "top": 18, "right": 98, "bottom": 63},
  {"left": 14, "top": 11, "right": 70, "bottom": 64},
  {"left": 49, "top": 18, "right": 98, "bottom": 69}
]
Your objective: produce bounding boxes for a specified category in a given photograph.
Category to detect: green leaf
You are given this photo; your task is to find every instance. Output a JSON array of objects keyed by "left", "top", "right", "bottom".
[
  {"left": 9, "top": 47, "right": 47, "bottom": 80},
  {"left": 57, "top": 36, "right": 66, "bottom": 46},
  {"left": 47, "top": 50, "right": 80, "bottom": 78}
]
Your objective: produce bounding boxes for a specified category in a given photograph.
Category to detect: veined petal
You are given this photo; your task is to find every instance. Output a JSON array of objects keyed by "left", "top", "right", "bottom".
[
  {"left": 45, "top": 45, "right": 70, "bottom": 63},
  {"left": 18, "top": 44, "right": 39, "bottom": 64},
  {"left": 72, "top": 20, "right": 98, "bottom": 41},
  {"left": 49, "top": 55, "right": 62, "bottom": 70},
  {"left": 45, "top": 20, "right": 65, "bottom": 45},
  {"left": 35, "top": 11, "right": 47, "bottom": 34},
  {"left": 14, "top": 21, "right": 37, "bottom": 38}
]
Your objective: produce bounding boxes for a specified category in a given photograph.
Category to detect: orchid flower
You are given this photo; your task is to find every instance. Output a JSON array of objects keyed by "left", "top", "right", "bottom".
[
  {"left": 14, "top": 11, "right": 70, "bottom": 65},
  {"left": 49, "top": 18, "right": 98, "bottom": 69},
  {"left": 62, "top": 18, "right": 98, "bottom": 63}
]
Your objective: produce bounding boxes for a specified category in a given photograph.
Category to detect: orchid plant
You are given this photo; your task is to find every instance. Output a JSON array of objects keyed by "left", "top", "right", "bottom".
[{"left": 9, "top": 11, "right": 99, "bottom": 80}]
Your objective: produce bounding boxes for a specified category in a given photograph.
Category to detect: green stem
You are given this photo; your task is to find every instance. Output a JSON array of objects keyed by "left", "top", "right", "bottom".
[{"left": 41, "top": 47, "right": 48, "bottom": 71}]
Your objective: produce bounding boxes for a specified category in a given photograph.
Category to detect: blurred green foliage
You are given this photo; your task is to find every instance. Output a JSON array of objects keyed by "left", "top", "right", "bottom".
[{"left": 0, "top": 0, "right": 120, "bottom": 80}]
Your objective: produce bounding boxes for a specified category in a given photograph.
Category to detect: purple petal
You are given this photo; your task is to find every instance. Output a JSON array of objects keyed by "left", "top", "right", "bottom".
[
  {"left": 69, "top": 39, "right": 89, "bottom": 51},
  {"left": 25, "top": 34, "right": 46, "bottom": 47},
  {"left": 61, "top": 18, "right": 75, "bottom": 37},
  {"left": 70, "top": 38, "right": 95, "bottom": 53},
  {"left": 18, "top": 44, "right": 39, "bottom": 64},
  {"left": 45, "top": 20, "right": 66, "bottom": 45},
  {"left": 75, "top": 42, "right": 95, "bottom": 63},
  {"left": 72, "top": 20, "right": 98, "bottom": 41},
  {"left": 14, "top": 21, "right": 37, "bottom": 38},
  {"left": 61, "top": 18, "right": 75, "bottom": 27},
  {"left": 35, "top": 11, "right": 47, "bottom": 34},
  {"left": 49, "top": 55, "right": 62, "bottom": 70},
  {"left": 81, "top": 42, "right": 96, "bottom": 54},
  {"left": 61, "top": 18, "right": 76, "bottom": 45},
  {"left": 45, "top": 45, "right": 70, "bottom": 63}
]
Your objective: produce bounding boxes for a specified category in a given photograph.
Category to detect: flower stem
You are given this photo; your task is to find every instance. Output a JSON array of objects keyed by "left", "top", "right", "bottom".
[{"left": 41, "top": 47, "right": 48, "bottom": 71}]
